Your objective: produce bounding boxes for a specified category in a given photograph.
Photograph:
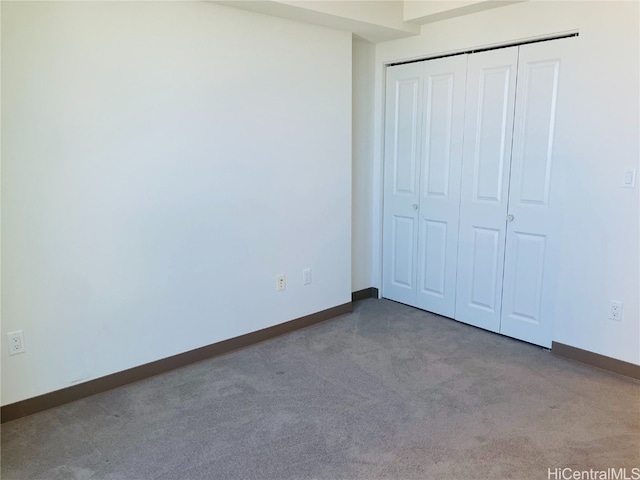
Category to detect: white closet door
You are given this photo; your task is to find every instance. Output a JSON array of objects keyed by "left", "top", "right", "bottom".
[
  {"left": 415, "top": 55, "right": 467, "bottom": 318},
  {"left": 500, "top": 39, "right": 573, "bottom": 347},
  {"left": 455, "top": 47, "right": 519, "bottom": 332},
  {"left": 382, "top": 63, "right": 423, "bottom": 305}
]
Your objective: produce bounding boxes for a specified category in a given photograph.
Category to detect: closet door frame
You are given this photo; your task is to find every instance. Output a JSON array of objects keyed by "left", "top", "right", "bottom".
[{"left": 380, "top": 34, "right": 576, "bottom": 348}]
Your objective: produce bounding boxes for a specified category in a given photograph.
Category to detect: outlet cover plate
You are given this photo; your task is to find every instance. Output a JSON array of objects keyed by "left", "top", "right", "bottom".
[
  {"left": 7, "top": 331, "right": 26, "bottom": 355},
  {"left": 609, "top": 301, "right": 622, "bottom": 321}
]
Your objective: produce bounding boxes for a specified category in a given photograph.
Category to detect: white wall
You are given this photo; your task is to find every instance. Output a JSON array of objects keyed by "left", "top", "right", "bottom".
[
  {"left": 352, "top": 37, "right": 375, "bottom": 292},
  {"left": 373, "top": 1, "right": 640, "bottom": 364},
  {"left": 1, "top": 1, "right": 352, "bottom": 405}
]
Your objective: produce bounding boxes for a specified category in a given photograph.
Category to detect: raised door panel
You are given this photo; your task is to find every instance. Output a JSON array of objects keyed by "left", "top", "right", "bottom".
[
  {"left": 503, "top": 232, "right": 546, "bottom": 323},
  {"left": 383, "top": 63, "right": 423, "bottom": 305},
  {"left": 416, "top": 54, "right": 467, "bottom": 318},
  {"left": 423, "top": 74, "right": 455, "bottom": 197},
  {"left": 472, "top": 66, "right": 513, "bottom": 203},
  {"left": 500, "top": 38, "right": 574, "bottom": 347},
  {"left": 455, "top": 47, "right": 518, "bottom": 332},
  {"left": 390, "top": 215, "right": 416, "bottom": 289},
  {"left": 393, "top": 79, "right": 421, "bottom": 196},
  {"left": 419, "top": 219, "right": 447, "bottom": 296},
  {"left": 469, "top": 227, "right": 501, "bottom": 313},
  {"left": 512, "top": 59, "right": 559, "bottom": 207}
]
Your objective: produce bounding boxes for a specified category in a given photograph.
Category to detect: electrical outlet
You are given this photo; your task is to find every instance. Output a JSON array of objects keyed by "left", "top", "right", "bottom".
[
  {"left": 7, "top": 331, "right": 26, "bottom": 355},
  {"left": 277, "top": 274, "right": 286, "bottom": 292},
  {"left": 609, "top": 301, "right": 622, "bottom": 321},
  {"left": 303, "top": 268, "right": 312, "bottom": 286}
]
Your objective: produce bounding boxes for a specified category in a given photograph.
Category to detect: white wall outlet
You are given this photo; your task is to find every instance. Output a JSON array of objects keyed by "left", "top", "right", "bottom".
[
  {"left": 302, "top": 268, "right": 312, "bottom": 285},
  {"left": 276, "top": 274, "right": 286, "bottom": 292},
  {"left": 7, "top": 331, "right": 26, "bottom": 355},
  {"left": 609, "top": 301, "right": 622, "bottom": 321}
]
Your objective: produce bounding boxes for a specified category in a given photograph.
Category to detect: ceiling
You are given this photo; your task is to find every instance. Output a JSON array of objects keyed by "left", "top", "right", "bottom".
[{"left": 211, "top": 0, "right": 525, "bottom": 42}]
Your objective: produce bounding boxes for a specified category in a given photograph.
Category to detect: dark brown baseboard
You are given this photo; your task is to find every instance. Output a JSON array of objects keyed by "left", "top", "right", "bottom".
[
  {"left": 1, "top": 302, "right": 352, "bottom": 424},
  {"left": 352, "top": 287, "right": 379, "bottom": 302},
  {"left": 552, "top": 341, "right": 640, "bottom": 382}
]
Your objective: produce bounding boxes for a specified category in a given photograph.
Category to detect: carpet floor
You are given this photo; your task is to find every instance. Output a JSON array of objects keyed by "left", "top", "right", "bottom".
[{"left": 2, "top": 298, "right": 639, "bottom": 479}]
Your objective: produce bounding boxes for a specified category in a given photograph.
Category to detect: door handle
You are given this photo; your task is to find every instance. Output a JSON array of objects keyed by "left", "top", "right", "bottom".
[
  {"left": 507, "top": 214, "right": 515, "bottom": 222},
  {"left": 412, "top": 204, "right": 418, "bottom": 211}
]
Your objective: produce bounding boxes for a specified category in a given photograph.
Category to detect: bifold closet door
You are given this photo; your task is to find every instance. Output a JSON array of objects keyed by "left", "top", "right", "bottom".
[
  {"left": 382, "top": 62, "right": 423, "bottom": 306},
  {"left": 499, "top": 39, "right": 573, "bottom": 348},
  {"left": 455, "top": 47, "right": 519, "bottom": 332},
  {"left": 415, "top": 55, "right": 467, "bottom": 318},
  {"left": 383, "top": 56, "right": 467, "bottom": 314},
  {"left": 384, "top": 38, "right": 573, "bottom": 347}
]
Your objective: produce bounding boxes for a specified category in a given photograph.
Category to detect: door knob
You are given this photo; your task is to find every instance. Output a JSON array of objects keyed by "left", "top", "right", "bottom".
[
  {"left": 507, "top": 214, "right": 515, "bottom": 222},
  {"left": 412, "top": 204, "right": 418, "bottom": 210}
]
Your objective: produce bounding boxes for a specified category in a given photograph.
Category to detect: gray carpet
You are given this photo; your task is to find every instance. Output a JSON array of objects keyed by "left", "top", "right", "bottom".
[{"left": 2, "top": 298, "right": 639, "bottom": 479}]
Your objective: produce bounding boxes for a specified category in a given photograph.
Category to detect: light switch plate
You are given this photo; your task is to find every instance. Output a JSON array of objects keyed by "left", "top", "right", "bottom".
[{"left": 623, "top": 169, "right": 636, "bottom": 188}]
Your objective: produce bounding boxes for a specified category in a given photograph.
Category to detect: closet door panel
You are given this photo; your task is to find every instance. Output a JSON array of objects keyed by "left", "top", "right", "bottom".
[
  {"left": 390, "top": 216, "right": 416, "bottom": 289},
  {"left": 472, "top": 67, "right": 513, "bottom": 202},
  {"left": 419, "top": 219, "right": 447, "bottom": 296},
  {"left": 423, "top": 75, "right": 456, "bottom": 196},
  {"left": 504, "top": 232, "right": 546, "bottom": 322},
  {"left": 416, "top": 55, "right": 467, "bottom": 318},
  {"left": 383, "top": 63, "right": 423, "bottom": 305},
  {"left": 469, "top": 226, "right": 501, "bottom": 312},
  {"left": 501, "top": 39, "right": 574, "bottom": 347},
  {"left": 455, "top": 47, "right": 519, "bottom": 332}
]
